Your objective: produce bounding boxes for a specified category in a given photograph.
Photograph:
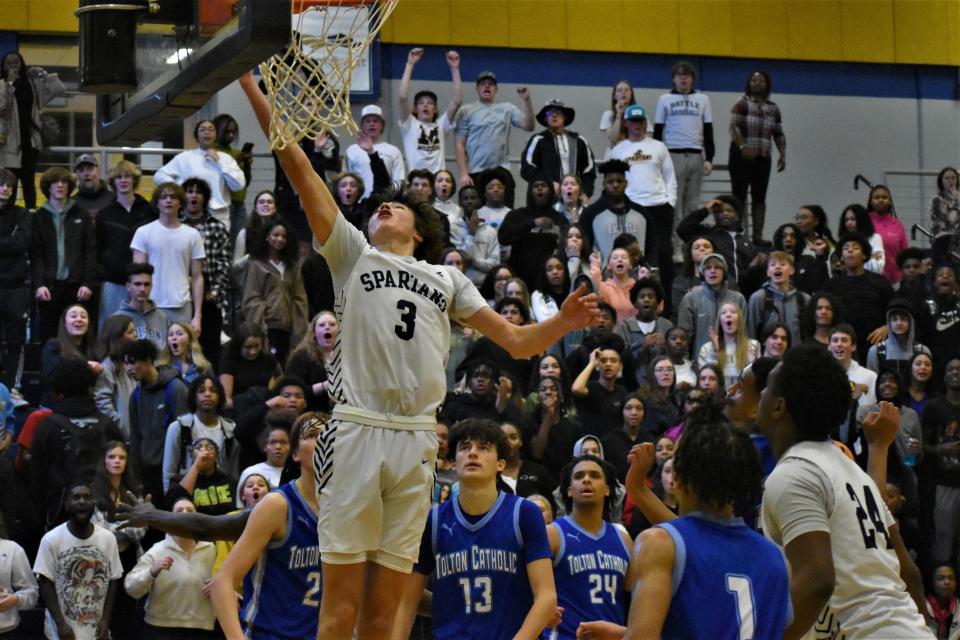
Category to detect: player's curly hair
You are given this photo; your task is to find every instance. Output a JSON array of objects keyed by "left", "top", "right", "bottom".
[
  {"left": 776, "top": 343, "right": 851, "bottom": 442},
  {"left": 369, "top": 184, "right": 445, "bottom": 264},
  {"left": 559, "top": 454, "right": 616, "bottom": 521},
  {"left": 672, "top": 400, "right": 763, "bottom": 516},
  {"left": 447, "top": 418, "right": 509, "bottom": 463}
]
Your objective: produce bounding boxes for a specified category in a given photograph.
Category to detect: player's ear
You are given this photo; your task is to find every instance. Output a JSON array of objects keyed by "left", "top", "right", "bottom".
[{"left": 496, "top": 458, "right": 506, "bottom": 473}]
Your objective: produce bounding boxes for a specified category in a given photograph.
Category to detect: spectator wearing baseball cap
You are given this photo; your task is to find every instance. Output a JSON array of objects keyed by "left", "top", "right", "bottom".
[
  {"left": 609, "top": 103, "right": 677, "bottom": 307},
  {"left": 344, "top": 104, "right": 406, "bottom": 200},
  {"left": 73, "top": 153, "right": 115, "bottom": 220},
  {"left": 653, "top": 61, "right": 715, "bottom": 261},
  {"left": 454, "top": 68, "right": 535, "bottom": 207},
  {"left": 520, "top": 99, "right": 596, "bottom": 201}
]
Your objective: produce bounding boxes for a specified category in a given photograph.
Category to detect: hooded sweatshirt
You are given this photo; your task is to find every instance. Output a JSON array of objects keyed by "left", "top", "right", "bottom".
[
  {"left": 498, "top": 183, "right": 568, "bottom": 288},
  {"left": 114, "top": 299, "right": 171, "bottom": 350},
  {"left": 676, "top": 254, "right": 747, "bottom": 356},
  {"left": 869, "top": 211, "right": 908, "bottom": 284},
  {"left": 865, "top": 298, "right": 931, "bottom": 375},
  {"left": 129, "top": 365, "right": 189, "bottom": 478},
  {"left": 746, "top": 279, "right": 810, "bottom": 343}
]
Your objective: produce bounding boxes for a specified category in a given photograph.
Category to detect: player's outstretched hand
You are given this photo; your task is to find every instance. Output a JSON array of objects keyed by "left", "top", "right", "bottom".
[
  {"left": 625, "top": 443, "right": 655, "bottom": 502},
  {"left": 576, "top": 620, "right": 625, "bottom": 639},
  {"left": 863, "top": 400, "right": 900, "bottom": 452},
  {"left": 559, "top": 283, "right": 600, "bottom": 331},
  {"left": 116, "top": 491, "right": 155, "bottom": 529}
]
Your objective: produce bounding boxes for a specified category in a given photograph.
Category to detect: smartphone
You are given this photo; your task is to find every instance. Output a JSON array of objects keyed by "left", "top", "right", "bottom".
[{"left": 241, "top": 142, "right": 254, "bottom": 153}]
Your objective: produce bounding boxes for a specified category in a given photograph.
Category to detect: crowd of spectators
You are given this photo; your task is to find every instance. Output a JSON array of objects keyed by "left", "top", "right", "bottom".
[{"left": 0, "top": 46, "right": 959, "bottom": 637}]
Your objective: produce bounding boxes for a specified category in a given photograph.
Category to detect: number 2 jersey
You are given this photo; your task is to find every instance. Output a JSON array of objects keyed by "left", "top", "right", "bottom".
[
  {"left": 414, "top": 492, "right": 552, "bottom": 639},
  {"left": 241, "top": 481, "right": 321, "bottom": 639},
  {"left": 316, "top": 212, "right": 488, "bottom": 421},
  {"left": 762, "top": 440, "right": 932, "bottom": 639},
  {"left": 547, "top": 516, "right": 631, "bottom": 640}
]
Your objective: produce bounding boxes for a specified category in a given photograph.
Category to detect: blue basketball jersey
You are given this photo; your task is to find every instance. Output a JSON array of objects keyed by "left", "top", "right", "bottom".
[
  {"left": 659, "top": 513, "right": 791, "bottom": 640},
  {"left": 428, "top": 492, "right": 551, "bottom": 640},
  {"left": 241, "top": 481, "right": 321, "bottom": 640},
  {"left": 548, "top": 516, "right": 631, "bottom": 640}
]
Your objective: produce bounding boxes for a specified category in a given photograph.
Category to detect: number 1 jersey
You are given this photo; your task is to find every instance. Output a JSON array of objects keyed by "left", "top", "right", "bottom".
[{"left": 316, "top": 213, "right": 488, "bottom": 419}]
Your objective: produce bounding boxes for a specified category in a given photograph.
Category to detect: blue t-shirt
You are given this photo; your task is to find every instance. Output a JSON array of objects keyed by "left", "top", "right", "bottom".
[
  {"left": 415, "top": 492, "right": 551, "bottom": 639},
  {"left": 658, "top": 513, "right": 791, "bottom": 640},
  {"left": 241, "top": 482, "right": 321, "bottom": 640},
  {"left": 548, "top": 516, "right": 631, "bottom": 640}
]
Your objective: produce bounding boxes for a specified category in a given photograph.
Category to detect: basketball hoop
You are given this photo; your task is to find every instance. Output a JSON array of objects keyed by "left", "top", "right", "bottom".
[{"left": 259, "top": 0, "right": 397, "bottom": 150}]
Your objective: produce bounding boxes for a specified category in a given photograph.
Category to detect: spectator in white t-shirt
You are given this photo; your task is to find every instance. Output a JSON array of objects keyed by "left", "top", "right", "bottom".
[
  {"left": 34, "top": 483, "right": 123, "bottom": 640},
  {"left": 344, "top": 106, "right": 406, "bottom": 199},
  {"left": 130, "top": 182, "right": 206, "bottom": 333},
  {"left": 609, "top": 105, "right": 677, "bottom": 302},
  {"left": 397, "top": 47, "right": 462, "bottom": 173},
  {"left": 654, "top": 61, "right": 714, "bottom": 262}
]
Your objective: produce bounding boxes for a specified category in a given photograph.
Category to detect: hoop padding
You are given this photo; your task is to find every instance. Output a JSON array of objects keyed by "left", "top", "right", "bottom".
[{"left": 260, "top": 0, "right": 398, "bottom": 151}]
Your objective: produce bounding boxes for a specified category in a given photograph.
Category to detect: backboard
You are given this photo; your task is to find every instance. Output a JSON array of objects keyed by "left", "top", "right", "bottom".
[{"left": 79, "top": 0, "right": 290, "bottom": 145}]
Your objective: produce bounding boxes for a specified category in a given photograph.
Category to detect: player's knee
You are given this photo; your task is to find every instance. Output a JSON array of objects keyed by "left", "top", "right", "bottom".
[
  {"left": 321, "top": 598, "right": 360, "bottom": 631},
  {"left": 358, "top": 608, "right": 397, "bottom": 637}
]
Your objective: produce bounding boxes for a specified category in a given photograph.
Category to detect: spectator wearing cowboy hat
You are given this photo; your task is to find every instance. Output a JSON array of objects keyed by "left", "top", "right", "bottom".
[{"left": 520, "top": 99, "right": 597, "bottom": 200}]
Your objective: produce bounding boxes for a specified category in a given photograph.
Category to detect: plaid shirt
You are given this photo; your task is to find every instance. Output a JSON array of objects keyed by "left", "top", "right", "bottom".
[
  {"left": 730, "top": 95, "right": 785, "bottom": 157},
  {"left": 180, "top": 212, "right": 231, "bottom": 309}
]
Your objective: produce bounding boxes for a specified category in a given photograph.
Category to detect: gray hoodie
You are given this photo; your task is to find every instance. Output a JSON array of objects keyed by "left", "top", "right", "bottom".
[
  {"left": 676, "top": 254, "right": 747, "bottom": 356},
  {"left": 746, "top": 281, "right": 809, "bottom": 344},
  {"left": 865, "top": 299, "right": 931, "bottom": 375},
  {"left": 114, "top": 299, "right": 171, "bottom": 350}
]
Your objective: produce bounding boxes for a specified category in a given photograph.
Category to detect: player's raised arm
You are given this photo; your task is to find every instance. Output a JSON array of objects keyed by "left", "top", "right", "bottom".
[
  {"left": 238, "top": 70, "right": 339, "bottom": 244},
  {"left": 465, "top": 283, "right": 600, "bottom": 359}
]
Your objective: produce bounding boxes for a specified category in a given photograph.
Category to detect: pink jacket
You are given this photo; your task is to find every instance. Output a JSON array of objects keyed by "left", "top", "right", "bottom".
[{"left": 869, "top": 211, "right": 908, "bottom": 283}]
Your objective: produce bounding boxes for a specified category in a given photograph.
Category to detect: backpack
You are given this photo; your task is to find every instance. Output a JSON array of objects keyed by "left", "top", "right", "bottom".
[
  {"left": 875, "top": 341, "right": 925, "bottom": 372},
  {"left": 759, "top": 288, "right": 806, "bottom": 340},
  {"left": 45, "top": 412, "right": 108, "bottom": 526}
]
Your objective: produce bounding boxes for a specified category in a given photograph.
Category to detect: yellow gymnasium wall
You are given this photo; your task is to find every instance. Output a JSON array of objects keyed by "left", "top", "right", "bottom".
[
  {"left": 379, "top": 0, "right": 960, "bottom": 66},
  {"left": 10, "top": 0, "right": 960, "bottom": 66}
]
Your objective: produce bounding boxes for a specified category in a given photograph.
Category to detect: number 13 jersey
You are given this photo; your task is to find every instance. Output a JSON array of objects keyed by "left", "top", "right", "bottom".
[
  {"left": 316, "top": 213, "right": 487, "bottom": 420},
  {"left": 762, "top": 441, "right": 932, "bottom": 639}
]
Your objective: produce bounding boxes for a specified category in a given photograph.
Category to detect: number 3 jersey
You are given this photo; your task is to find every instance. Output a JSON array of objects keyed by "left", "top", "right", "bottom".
[
  {"left": 548, "top": 516, "right": 631, "bottom": 640},
  {"left": 657, "top": 513, "right": 791, "bottom": 640},
  {"left": 761, "top": 440, "right": 932, "bottom": 639},
  {"left": 414, "top": 492, "right": 552, "bottom": 639},
  {"left": 316, "top": 213, "right": 487, "bottom": 421}
]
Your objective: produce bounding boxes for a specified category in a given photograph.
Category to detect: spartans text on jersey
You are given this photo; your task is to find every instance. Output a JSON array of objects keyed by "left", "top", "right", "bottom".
[{"left": 359, "top": 268, "right": 449, "bottom": 312}]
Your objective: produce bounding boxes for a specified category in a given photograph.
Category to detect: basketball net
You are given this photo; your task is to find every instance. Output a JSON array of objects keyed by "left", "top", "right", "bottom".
[{"left": 260, "top": 0, "right": 398, "bottom": 150}]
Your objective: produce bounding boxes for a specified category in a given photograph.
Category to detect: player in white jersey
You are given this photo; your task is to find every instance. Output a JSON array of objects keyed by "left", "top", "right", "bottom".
[
  {"left": 239, "top": 71, "right": 599, "bottom": 640},
  {"left": 757, "top": 344, "right": 932, "bottom": 639}
]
